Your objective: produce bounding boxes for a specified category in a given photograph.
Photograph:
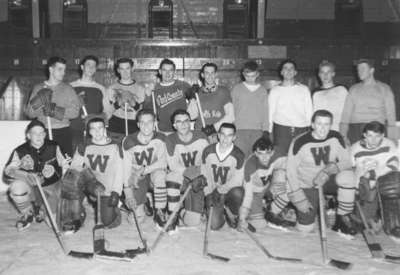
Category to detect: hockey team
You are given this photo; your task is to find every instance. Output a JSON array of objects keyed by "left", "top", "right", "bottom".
[{"left": 4, "top": 56, "right": 400, "bottom": 256}]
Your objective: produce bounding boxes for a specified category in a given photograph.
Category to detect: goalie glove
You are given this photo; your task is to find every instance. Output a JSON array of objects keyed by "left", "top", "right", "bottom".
[{"left": 313, "top": 162, "right": 339, "bottom": 187}]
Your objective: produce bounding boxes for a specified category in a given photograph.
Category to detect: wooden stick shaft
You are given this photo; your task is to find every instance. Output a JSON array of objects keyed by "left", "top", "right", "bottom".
[
  {"left": 47, "top": 116, "right": 53, "bottom": 140},
  {"left": 318, "top": 185, "right": 328, "bottom": 264},
  {"left": 195, "top": 93, "right": 206, "bottom": 128},
  {"left": 124, "top": 103, "right": 129, "bottom": 136}
]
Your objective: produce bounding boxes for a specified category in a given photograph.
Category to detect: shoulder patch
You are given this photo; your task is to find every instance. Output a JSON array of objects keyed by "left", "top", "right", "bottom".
[
  {"left": 327, "top": 130, "right": 346, "bottom": 149},
  {"left": 165, "top": 133, "right": 180, "bottom": 156},
  {"left": 122, "top": 133, "right": 139, "bottom": 151},
  {"left": 231, "top": 146, "right": 245, "bottom": 169}
]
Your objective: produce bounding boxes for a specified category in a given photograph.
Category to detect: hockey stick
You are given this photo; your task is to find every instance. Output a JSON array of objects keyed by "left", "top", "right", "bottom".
[
  {"left": 356, "top": 201, "right": 400, "bottom": 263},
  {"left": 46, "top": 116, "right": 53, "bottom": 140},
  {"left": 30, "top": 174, "right": 93, "bottom": 258},
  {"left": 93, "top": 192, "right": 136, "bottom": 261},
  {"left": 151, "top": 185, "right": 193, "bottom": 251},
  {"left": 244, "top": 227, "right": 302, "bottom": 262},
  {"left": 203, "top": 207, "right": 230, "bottom": 262},
  {"left": 151, "top": 90, "right": 159, "bottom": 132},
  {"left": 127, "top": 209, "right": 149, "bottom": 255},
  {"left": 124, "top": 103, "right": 129, "bottom": 136},
  {"left": 318, "top": 185, "right": 352, "bottom": 270}
]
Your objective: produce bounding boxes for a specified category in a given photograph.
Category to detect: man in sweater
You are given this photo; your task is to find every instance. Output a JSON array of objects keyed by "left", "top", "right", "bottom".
[
  {"left": 143, "top": 59, "right": 196, "bottom": 134},
  {"left": 202, "top": 123, "right": 245, "bottom": 230},
  {"left": 25, "top": 56, "right": 81, "bottom": 156},
  {"left": 70, "top": 55, "right": 107, "bottom": 151},
  {"left": 195, "top": 62, "right": 234, "bottom": 142},
  {"left": 340, "top": 59, "right": 397, "bottom": 144},
  {"left": 269, "top": 59, "right": 313, "bottom": 154},
  {"left": 105, "top": 58, "right": 146, "bottom": 143},
  {"left": 231, "top": 61, "right": 269, "bottom": 157},
  {"left": 313, "top": 60, "right": 348, "bottom": 132},
  {"left": 287, "top": 110, "right": 357, "bottom": 235}
]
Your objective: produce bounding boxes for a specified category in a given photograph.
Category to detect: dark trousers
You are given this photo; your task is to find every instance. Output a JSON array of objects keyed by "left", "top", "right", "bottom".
[
  {"left": 47, "top": 126, "right": 73, "bottom": 157},
  {"left": 273, "top": 123, "right": 309, "bottom": 154}
]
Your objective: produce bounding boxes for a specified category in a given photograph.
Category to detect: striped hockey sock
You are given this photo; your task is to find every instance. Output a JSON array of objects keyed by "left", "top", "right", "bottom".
[
  {"left": 337, "top": 186, "right": 356, "bottom": 215},
  {"left": 166, "top": 181, "right": 181, "bottom": 212}
]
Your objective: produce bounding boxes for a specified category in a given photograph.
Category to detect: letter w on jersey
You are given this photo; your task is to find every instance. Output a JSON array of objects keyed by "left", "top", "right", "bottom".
[
  {"left": 211, "top": 164, "right": 230, "bottom": 185},
  {"left": 310, "top": 146, "right": 330, "bottom": 166},
  {"left": 134, "top": 148, "right": 154, "bottom": 166},
  {"left": 87, "top": 155, "right": 110, "bottom": 173},
  {"left": 181, "top": 151, "right": 198, "bottom": 167}
]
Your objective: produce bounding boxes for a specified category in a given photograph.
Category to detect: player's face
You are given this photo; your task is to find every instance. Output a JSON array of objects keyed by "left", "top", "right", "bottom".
[
  {"left": 81, "top": 59, "right": 97, "bottom": 78},
  {"left": 281, "top": 63, "right": 297, "bottom": 81},
  {"left": 173, "top": 114, "right": 191, "bottom": 135},
  {"left": 363, "top": 130, "right": 384, "bottom": 149},
  {"left": 318, "top": 65, "right": 335, "bottom": 85},
  {"left": 89, "top": 122, "right": 106, "bottom": 143},
  {"left": 117, "top": 62, "right": 133, "bottom": 81},
  {"left": 138, "top": 114, "right": 155, "bottom": 136},
  {"left": 27, "top": 126, "right": 46, "bottom": 148},
  {"left": 255, "top": 149, "right": 274, "bottom": 166},
  {"left": 243, "top": 70, "right": 259, "bottom": 85},
  {"left": 218, "top": 127, "right": 236, "bottom": 148},
  {"left": 357, "top": 63, "right": 374, "bottom": 81},
  {"left": 201, "top": 66, "right": 217, "bottom": 86},
  {"left": 159, "top": 64, "right": 175, "bottom": 83},
  {"left": 49, "top": 62, "right": 66, "bottom": 82},
  {"left": 312, "top": 116, "right": 332, "bottom": 139}
]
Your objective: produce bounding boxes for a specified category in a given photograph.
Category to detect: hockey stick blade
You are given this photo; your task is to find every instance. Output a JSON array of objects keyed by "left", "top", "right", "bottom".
[
  {"left": 384, "top": 254, "right": 400, "bottom": 263},
  {"left": 68, "top": 250, "right": 94, "bottom": 259},
  {"left": 95, "top": 250, "right": 136, "bottom": 262},
  {"left": 327, "top": 259, "right": 352, "bottom": 270},
  {"left": 125, "top": 247, "right": 148, "bottom": 257},
  {"left": 206, "top": 252, "right": 230, "bottom": 262}
]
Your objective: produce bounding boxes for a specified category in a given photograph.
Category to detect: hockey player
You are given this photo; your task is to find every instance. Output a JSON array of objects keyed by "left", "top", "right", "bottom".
[
  {"left": 165, "top": 109, "right": 209, "bottom": 228},
  {"left": 25, "top": 56, "right": 81, "bottom": 156},
  {"left": 123, "top": 109, "right": 168, "bottom": 227},
  {"left": 70, "top": 55, "right": 107, "bottom": 151},
  {"left": 340, "top": 59, "right": 396, "bottom": 144},
  {"left": 143, "top": 58, "right": 196, "bottom": 134},
  {"left": 287, "top": 110, "right": 357, "bottom": 235},
  {"left": 105, "top": 58, "right": 146, "bottom": 142},
  {"left": 269, "top": 59, "right": 312, "bottom": 154},
  {"left": 202, "top": 123, "right": 245, "bottom": 230},
  {"left": 231, "top": 61, "right": 269, "bottom": 157},
  {"left": 351, "top": 121, "right": 399, "bottom": 234},
  {"left": 313, "top": 60, "right": 348, "bottom": 132},
  {"left": 238, "top": 137, "right": 295, "bottom": 231},
  {"left": 195, "top": 63, "right": 234, "bottom": 140},
  {"left": 4, "top": 120, "right": 67, "bottom": 231},
  {"left": 66, "top": 116, "right": 123, "bottom": 232}
]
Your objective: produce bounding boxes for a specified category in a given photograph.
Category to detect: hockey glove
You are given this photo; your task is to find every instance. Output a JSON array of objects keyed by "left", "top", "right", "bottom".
[
  {"left": 202, "top": 124, "right": 217, "bottom": 136},
  {"left": 108, "top": 191, "right": 120, "bottom": 207},
  {"left": 313, "top": 162, "right": 339, "bottom": 187},
  {"left": 30, "top": 88, "right": 52, "bottom": 110},
  {"left": 186, "top": 84, "right": 200, "bottom": 100},
  {"left": 124, "top": 187, "right": 137, "bottom": 210},
  {"left": 43, "top": 102, "right": 65, "bottom": 120},
  {"left": 288, "top": 189, "right": 313, "bottom": 214},
  {"left": 191, "top": 175, "right": 207, "bottom": 193},
  {"left": 205, "top": 189, "right": 223, "bottom": 209}
]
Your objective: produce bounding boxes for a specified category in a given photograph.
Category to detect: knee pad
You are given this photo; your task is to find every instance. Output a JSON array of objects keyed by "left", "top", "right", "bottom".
[
  {"left": 335, "top": 170, "right": 356, "bottom": 189},
  {"left": 166, "top": 171, "right": 183, "bottom": 184},
  {"left": 151, "top": 169, "right": 166, "bottom": 187},
  {"left": 184, "top": 189, "right": 204, "bottom": 214},
  {"left": 9, "top": 180, "right": 32, "bottom": 204},
  {"left": 182, "top": 210, "right": 202, "bottom": 227},
  {"left": 224, "top": 187, "right": 244, "bottom": 215},
  {"left": 378, "top": 171, "right": 400, "bottom": 199}
]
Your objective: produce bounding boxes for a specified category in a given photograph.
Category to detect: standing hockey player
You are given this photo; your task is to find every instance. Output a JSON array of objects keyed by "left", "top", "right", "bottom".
[
  {"left": 165, "top": 109, "right": 209, "bottom": 228},
  {"left": 238, "top": 137, "right": 294, "bottom": 231},
  {"left": 4, "top": 120, "right": 67, "bottom": 231},
  {"left": 202, "top": 123, "right": 245, "bottom": 230},
  {"left": 70, "top": 55, "right": 107, "bottom": 151},
  {"left": 66, "top": 116, "right": 124, "bottom": 232},
  {"left": 351, "top": 121, "right": 399, "bottom": 235},
  {"left": 123, "top": 109, "right": 168, "bottom": 227},
  {"left": 105, "top": 58, "right": 146, "bottom": 142},
  {"left": 340, "top": 59, "right": 396, "bottom": 144},
  {"left": 25, "top": 56, "right": 81, "bottom": 156},
  {"left": 143, "top": 58, "right": 196, "bottom": 134},
  {"left": 231, "top": 61, "right": 269, "bottom": 157},
  {"left": 195, "top": 63, "right": 234, "bottom": 140},
  {"left": 287, "top": 110, "right": 357, "bottom": 235},
  {"left": 269, "top": 59, "right": 313, "bottom": 153},
  {"left": 313, "top": 60, "right": 348, "bottom": 132}
]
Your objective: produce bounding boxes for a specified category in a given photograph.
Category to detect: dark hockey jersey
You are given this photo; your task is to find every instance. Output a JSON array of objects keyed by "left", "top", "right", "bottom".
[{"left": 201, "top": 143, "right": 245, "bottom": 195}]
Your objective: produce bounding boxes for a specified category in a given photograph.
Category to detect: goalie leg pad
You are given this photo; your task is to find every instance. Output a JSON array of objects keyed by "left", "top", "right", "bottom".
[
  {"left": 8, "top": 179, "right": 34, "bottom": 214},
  {"left": 100, "top": 195, "right": 121, "bottom": 229},
  {"left": 62, "top": 169, "right": 85, "bottom": 200},
  {"left": 296, "top": 188, "right": 318, "bottom": 226},
  {"left": 378, "top": 172, "right": 400, "bottom": 237}
]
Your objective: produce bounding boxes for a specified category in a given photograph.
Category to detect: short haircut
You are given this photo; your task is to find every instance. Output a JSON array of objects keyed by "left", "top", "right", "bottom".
[
  {"left": 363, "top": 121, "right": 385, "bottom": 135},
  {"left": 26, "top": 119, "right": 46, "bottom": 134},
  {"left": 79, "top": 55, "right": 99, "bottom": 77},
  {"left": 311, "top": 109, "right": 333, "bottom": 123},
  {"left": 242, "top": 61, "right": 258, "bottom": 74},
  {"left": 114, "top": 58, "right": 134, "bottom": 79},
  {"left": 46, "top": 56, "right": 66, "bottom": 78},
  {"left": 356, "top": 58, "right": 375, "bottom": 68},
  {"left": 199, "top": 62, "right": 218, "bottom": 85},
  {"left": 136, "top": 109, "right": 155, "bottom": 122},
  {"left": 86, "top": 117, "right": 105, "bottom": 137},
  {"left": 318, "top": 60, "right": 335, "bottom": 72},
  {"left": 219, "top": 123, "right": 236, "bottom": 134},
  {"left": 171, "top": 109, "right": 190, "bottom": 125},
  {"left": 159, "top": 58, "right": 176, "bottom": 70},
  {"left": 253, "top": 137, "right": 274, "bottom": 152},
  {"left": 279, "top": 58, "right": 297, "bottom": 71}
]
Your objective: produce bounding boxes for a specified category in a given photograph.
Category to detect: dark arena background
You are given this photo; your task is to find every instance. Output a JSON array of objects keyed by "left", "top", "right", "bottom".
[{"left": 1, "top": 1, "right": 400, "bottom": 274}]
